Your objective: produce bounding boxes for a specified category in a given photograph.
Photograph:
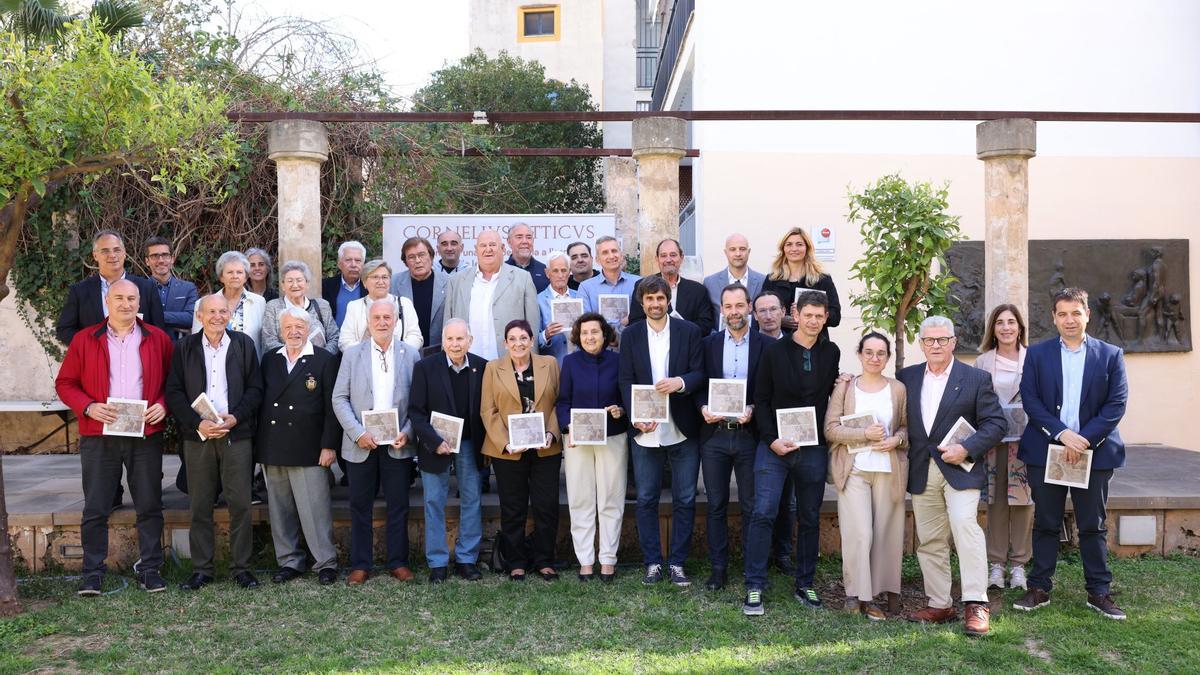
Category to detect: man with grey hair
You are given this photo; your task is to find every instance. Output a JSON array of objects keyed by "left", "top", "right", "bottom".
[
  {"left": 444, "top": 229, "right": 540, "bottom": 360},
  {"left": 57, "top": 230, "right": 165, "bottom": 345},
  {"left": 166, "top": 293, "right": 264, "bottom": 590},
  {"left": 536, "top": 250, "right": 579, "bottom": 364},
  {"left": 579, "top": 235, "right": 640, "bottom": 327},
  {"left": 322, "top": 240, "right": 368, "bottom": 326},
  {"left": 505, "top": 222, "right": 549, "bottom": 292},
  {"left": 898, "top": 314, "right": 1006, "bottom": 635},
  {"left": 407, "top": 318, "right": 488, "bottom": 582},
  {"left": 256, "top": 306, "right": 341, "bottom": 585}
]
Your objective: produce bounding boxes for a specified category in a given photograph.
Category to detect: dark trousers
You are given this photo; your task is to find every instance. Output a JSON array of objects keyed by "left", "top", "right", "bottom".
[
  {"left": 700, "top": 428, "right": 756, "bottom": 570},
  {"left": 631, "top": 437, "right": 700, "bottom": 567},
  {"left": 1028, "top": 464, "right": 1115, "bottom": 595},
  {"left": 346, "top": 451, "right": 413, "bottom": 571},
  {"left": 744, "top": 443, "right": 828, "bottom": 589},
  {"left": 183, "top": 437, "right": 253, "bottom": 576},
  {"left": 79, "top": 434, "right": 164, "bottom": 575},
  {"left": 492, "top": 451, "right": 562, "bottom": 571}
]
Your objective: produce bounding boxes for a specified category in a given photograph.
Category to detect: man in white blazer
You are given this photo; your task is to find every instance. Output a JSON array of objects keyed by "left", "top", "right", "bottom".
[
  {"left": 702, "top": 234, "right": 765, "bottom": 332},
  {"left": 444, "top": 229, "right": 541, "bottom": 359},
  {"left": 332, "top": 299, "right": 421, "bottom": 585},
  {"left": 391, "top": 236, "right": 449, "bottom": 352}
]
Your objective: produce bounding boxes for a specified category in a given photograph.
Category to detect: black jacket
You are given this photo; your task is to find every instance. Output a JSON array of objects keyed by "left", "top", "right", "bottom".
[
  {"left": 321, "top": 275, "right": 366, "bottom": 324},
  {"left": 407, "top": 351, "right": 488, "bottom": 474},
  {"left": 256, "top": 346, "right": 341, "bottom": 465},
  {"left": 618, "top": 317, "right": 706, "bottom": 440},
  {"left": 628, "top": 274, "right": 716, "bottom": 335},
  {"left": 165, "top": 330, "right": 263, "bottom": 442},
  {"left": 56, "top": 273, "right": 166, "bottom": 345},
  {"left": 696, "top": 329, "right": 768, "bottom": 444}
]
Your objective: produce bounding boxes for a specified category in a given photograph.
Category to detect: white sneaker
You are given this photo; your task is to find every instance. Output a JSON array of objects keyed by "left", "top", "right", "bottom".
[
  {"left": 988, "top": 563, "right": 1005, "bottom": 589},
  {"left": 1009, "top": 565, "right": 1027, "bottom": 590}
]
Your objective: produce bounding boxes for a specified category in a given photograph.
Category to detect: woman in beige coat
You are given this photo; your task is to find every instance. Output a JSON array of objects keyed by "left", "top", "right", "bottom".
[{"left": 825, "top": 332, "right": 909, "bottom": 620}]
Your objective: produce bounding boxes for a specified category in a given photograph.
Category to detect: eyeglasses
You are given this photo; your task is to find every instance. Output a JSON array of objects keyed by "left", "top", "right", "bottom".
[
  {"left": 802, "top": 350, "right": 812, "bottom": 372},
  {"left": 376, "top": 346, "right": 389, "bottom": 373},
  {"left": 405, "top": 251, "right": 430, "bottom": 262},
  {"left": 920, "top": 336, "right": 955, "bottom": 347},
  {"left": 146, "top": 252, "right": 172, "bottom": 260}
]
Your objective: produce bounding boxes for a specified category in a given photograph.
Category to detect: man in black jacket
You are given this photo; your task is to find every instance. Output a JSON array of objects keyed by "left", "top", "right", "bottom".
[
  {"left": 256, "top": 307, "right": 342, "bottom": 586},
  {"left": 56, "top": 230, "right": 166, "bottom": 345},
  {"left": 627, "top": 239, "right": 716, "bottom": 334},
  {"left": 321, "top": 240, "right": 367, "bottom": 326},
  {"left": 407, "top": 318, "right": 488, "bottom": 583},
  {"left": 165, "top": 293, "right": 263, "bottom": 591}
]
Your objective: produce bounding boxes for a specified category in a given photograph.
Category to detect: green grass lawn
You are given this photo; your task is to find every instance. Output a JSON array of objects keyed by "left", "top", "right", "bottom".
[{"left": 2, "top": 554, "right": 1198, "bottom": 673}]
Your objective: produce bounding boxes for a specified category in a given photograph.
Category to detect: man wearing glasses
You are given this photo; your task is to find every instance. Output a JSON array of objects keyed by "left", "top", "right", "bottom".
[
  {"left": 391, "top": 236, "right": 449, "bottom": 354},
  {"left": 742, "top": 291, "right": 840, "bottom": 616},
  {"left": 897, "top": 316, "right": 1006, "bottom": 636},
  {"left": 143, "top": 236, "right": 199, "bottom": 342},
  {"left": 753, "top": 292, "right": 785, "bottom": 340}
]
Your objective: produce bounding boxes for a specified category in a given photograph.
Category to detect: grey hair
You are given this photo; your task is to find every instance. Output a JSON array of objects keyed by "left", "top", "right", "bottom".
[
  {"left": 545, "top": 250, "right": 569, "bottom": 267},
  {"left": 196, "top": 292, "right": 228, "bottom": 314},
  {"left": 361, "top": 258, "right": 391, "bottom": 280},
  {"left": 337, "top": 240, "right": 366, "bottom": 260},
  {"left": 279, "top": 260, "right": 311, "bottom": 283},
  {"left": 595, "top": 235, "right": 619, "bottom": 250},
  {"left": 443, "top": 317, "right": 470, "bottom": 336},
  {"left": 919, "top": 315, "right": 956, "bottom": 337},
  {"left": 245, "top": 247, "right": 272, "bottom": 268},
  {"left": 92, "top": 230, "right": 124, "bottom": 248},
  {"left": 278, "top": 305, "right": 312, "bottom": 330},
  {"left": 215, "top": 250, "right": 251, "bottom": 278},
  {"left": 368, "top": 298, "right": 397, "bottom": 318}
]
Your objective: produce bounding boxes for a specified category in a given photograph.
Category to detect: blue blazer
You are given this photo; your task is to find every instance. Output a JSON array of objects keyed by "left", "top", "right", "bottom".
[
  {"left": 536, "top": 286, "right": 579, "bottom": 365},
  {"left": 618, "top": 317, "right": 706, "bottom": 440},
  {"left": 158, "top": 276, "right": 199, "bottom": 339},
  {"left": 696, "top": 328, "right": 767, "bottom": 444},
  {"left": 1017, "top": 337, "right": 1128, "bottom": 470}
]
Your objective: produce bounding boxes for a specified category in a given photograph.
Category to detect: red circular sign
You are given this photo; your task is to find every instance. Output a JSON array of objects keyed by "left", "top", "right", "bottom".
[{"left": 820, "top": 228, "right": 831, "bottom": 238}]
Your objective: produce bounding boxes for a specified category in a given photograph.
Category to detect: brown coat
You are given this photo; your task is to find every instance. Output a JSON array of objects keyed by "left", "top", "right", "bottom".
[
  {"left": 824, "top": 376, "right": 909, "bottom": 501},
  {"left": 481, "top": 353, "right": 562, "bottom": 460}
]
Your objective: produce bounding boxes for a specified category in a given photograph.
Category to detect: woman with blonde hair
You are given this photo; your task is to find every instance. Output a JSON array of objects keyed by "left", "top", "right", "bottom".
[
  {"left": 760, "top": 227, "right": 841, "bottom": 337},
  {"left": 338, "top": 259, "right": 423, "bottom": 352},
  {"left": 975, "top": 303, "right": 1032, "bottom": 590}
]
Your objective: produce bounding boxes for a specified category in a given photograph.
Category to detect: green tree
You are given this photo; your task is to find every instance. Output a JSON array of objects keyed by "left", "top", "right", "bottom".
[
  {"left": 0, "top": 0, "right": 144, "bottom": 46},
  {"left": 410, "top": 49, "right": 604, "bottom": 214},
  {"left": 847, "top": 174, "right": 964, "bottom": 369}
]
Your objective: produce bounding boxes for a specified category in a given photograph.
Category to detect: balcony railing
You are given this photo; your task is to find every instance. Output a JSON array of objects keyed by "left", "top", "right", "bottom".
[{"left": 650, "top": 0, "right": 694, "bottom": 111}]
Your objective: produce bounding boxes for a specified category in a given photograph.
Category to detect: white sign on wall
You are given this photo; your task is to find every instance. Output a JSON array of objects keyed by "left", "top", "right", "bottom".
[
  {"left": 381, "top": 214, "right": 617, "bottom": 273},
  {"left": 813, "top": 224, "right": 836, "bottom": 262}
]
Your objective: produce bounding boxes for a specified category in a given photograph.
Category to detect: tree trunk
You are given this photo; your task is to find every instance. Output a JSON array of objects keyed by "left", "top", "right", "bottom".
[
  {"left": 894, "top": 312, "right": 907, "bottom": 371},
  {"left": 0, "top": 456, "right": 22, "bottom": 616}
]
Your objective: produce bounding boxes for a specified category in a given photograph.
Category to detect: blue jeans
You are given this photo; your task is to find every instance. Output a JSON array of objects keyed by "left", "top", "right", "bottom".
[
  {"left": 744, "top": 443, "right": 828, "bottom": 590},
  {"left": 700, "top": 428, "right": 756, "bottom": 571},
  {"left": 421, "top": 441, "right": 483, "bottom": 567},
  {"left": 631, "top": 437, "right": 700, "bottom": 567}
]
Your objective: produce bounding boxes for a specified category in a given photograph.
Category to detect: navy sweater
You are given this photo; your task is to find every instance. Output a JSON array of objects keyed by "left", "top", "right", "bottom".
[{"left": 556, "top": 348, "right": 629, "bottom": 437}]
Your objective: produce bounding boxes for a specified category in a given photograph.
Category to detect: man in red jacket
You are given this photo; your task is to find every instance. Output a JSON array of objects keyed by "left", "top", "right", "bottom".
[{"left": 55, "top": 279, "right": 173, "bottom": 597}]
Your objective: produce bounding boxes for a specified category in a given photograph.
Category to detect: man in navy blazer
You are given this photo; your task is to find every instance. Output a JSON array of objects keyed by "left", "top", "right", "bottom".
[
  {"left": 702, "top": 234, "right": 765, "bottom": 330},
  {"left": 619, "top": 276, "right": 706, "bottom": 587},
  {"left": 1014, "top": 288, "right": 1129, "bottom": 620},
  {"left": 56, "top": 231, "right": 166, "bottom": 345},
  {"left": 143, "top": 236, "right": 198, "bottom": 341},
  {"left": 897, "top": 315, "right": 1005, "bottom": 635}
]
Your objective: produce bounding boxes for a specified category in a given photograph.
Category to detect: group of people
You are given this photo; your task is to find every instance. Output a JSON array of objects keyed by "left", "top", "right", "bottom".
[{"left": 52, "top": 223, "right": 1129, "bottom": 637}]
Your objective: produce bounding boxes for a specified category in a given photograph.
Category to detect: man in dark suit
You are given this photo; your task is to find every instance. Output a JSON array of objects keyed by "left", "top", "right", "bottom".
[
  {"left": 1014, "top": 288, "right": 1129, "bottom": 620},
  {"left": 695, "top": 283, "right": 769, "bottom": 590},
  {"left": 321, "top": 240, "right": 367, "bottom": 326},
  {"left": 408, "top": 318, "right": 488, "bottom": 583},
  {"left": 143, "top": 236, "right": 198, "bottom": 342},
  {"left": 165, "top": 293, "right": 264, "bottom": 591},
  {"left": 628, "top": 239, "right": 716, "bottom": 335},
  {"left": 56, "top": 230, "right": 166, "bottom": 345},
  {"left": 619, "top": 275, "right": 705, "bottom": 587},
  {"left": 897, "top": 315, "right": 1005, "bottom": 635},
  {"left": 256, "top": 306, "right": 341, "bottom": 586}
]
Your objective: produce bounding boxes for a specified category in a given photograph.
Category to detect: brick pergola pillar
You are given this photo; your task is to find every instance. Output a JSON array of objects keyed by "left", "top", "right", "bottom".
[
  {"left": 632, "top": 117, "right": 686, "bottom": 274},
  {"left": 268, "top": 120, "right": 329, "bottom": 298},
  {"left": 977, "top": 118, "right": 1037, "bottom": 320}
]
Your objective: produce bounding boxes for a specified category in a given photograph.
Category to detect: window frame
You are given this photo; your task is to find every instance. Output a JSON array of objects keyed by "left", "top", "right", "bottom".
[{"left": 517, "top": 4, "right": 561, "bottom": 42}]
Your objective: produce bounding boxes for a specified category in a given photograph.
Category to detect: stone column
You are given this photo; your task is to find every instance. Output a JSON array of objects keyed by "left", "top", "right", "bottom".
[
  {"left": 976, "top": 118, "right": 1036, "bottom": 320},
  {"left": 632, "top": 117, "right": 686, "bottom": 274},
  {"left": 603, "top": 157, "right": 639, "bottom": 255},
  {"left": 268, "top": 120, "right": 329, "bottom": 298}
]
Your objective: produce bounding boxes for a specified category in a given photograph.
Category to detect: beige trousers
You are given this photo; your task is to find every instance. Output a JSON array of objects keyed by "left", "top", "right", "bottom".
[
  {"left": 985, "top": 448, "right": 1034, "bottom": 565},
  {"left": 836, "top": 468, "right": 904, "bottom": 601},
  {"left": 563, "top": 433, "right": 628, "bottom": 566},
  {"left": 912, "top": 462, "right": 989, "bottom": 607}
]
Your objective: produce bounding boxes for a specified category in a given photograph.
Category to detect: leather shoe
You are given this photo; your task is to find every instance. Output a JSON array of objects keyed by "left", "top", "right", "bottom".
[
  {"left": 234, "top": 571, "right": 260, "bottom": 589},
  {"left": 317, "top": 568, "right": 338, "bottom": 585},
  {"left": 346, "top": 570, "right": 370, "bottom": 585},
  {"left": 907, "top": 605, "right": 957, "bottom": 624},
  {"left": 428, "top": 567, "right": 448, "bottom": 584},
  {"left": 704, "top": 569, "right": 727, "bottom": 591},
  {"left": 455, "top": 563, "right": 482, "bottom": 581},
  {"left": 862, "top": 602, "right": 887, "bottom": 622},
  {"left": 537, "top": 568, "right": 560, "bottom": 582},
  {"left": 389, "top": 566, "right": 415, "bottom": 581},
  {"left": 963, "top": 602, "right": 991, "bottom": 636},
  {"left": 180, "top": 573, "right": 214, "bottom": 591},
  {"left": 271, "top": 567, "right": 303, "bottom": 584}
]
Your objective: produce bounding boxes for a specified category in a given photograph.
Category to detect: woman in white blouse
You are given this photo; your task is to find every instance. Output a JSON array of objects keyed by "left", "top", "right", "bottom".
[
  {"left": 974, "top": 304, "right": 1032, "bottom": 591},
  {"left": 192, "top": 250, "right": 266, "bottom": 356},
  {"left": 824, "top": 332, "right": 909, "bottom": 621},
  {"left": 338, "top": 259, "right": 422, "bottom": 352}
]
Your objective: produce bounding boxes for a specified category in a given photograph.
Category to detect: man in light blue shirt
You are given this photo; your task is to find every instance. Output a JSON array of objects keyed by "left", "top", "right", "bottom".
[
  {"left": 1058, "top": 337, "right": 1087, "bottom": 434},
  {"left": 579, "top": 235, "right": 640, "bottom": 328}
]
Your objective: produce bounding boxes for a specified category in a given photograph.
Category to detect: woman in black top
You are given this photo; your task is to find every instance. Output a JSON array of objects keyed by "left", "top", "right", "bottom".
[{"left": 760, "top": 227, "right": 841, "bottom": 336}]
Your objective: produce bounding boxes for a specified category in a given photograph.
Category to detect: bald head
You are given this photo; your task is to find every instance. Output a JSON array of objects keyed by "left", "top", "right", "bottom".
[
  {"left": 724, "top": 233, "right": 751, "bottom": 273},
  {"left": 104, "top": 279, "right": 140, "bottom": 328},
  {"left": 476, "top": 229, "right": 503, "bottom": 274}
]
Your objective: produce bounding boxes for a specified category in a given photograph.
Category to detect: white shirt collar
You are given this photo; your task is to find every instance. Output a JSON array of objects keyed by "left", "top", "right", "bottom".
[
  {"left": 277, "top": 341, "right": 315, "bottom": 359},
  {"left": 924, "top": 358, "right": 954, "bottom": 380}
]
